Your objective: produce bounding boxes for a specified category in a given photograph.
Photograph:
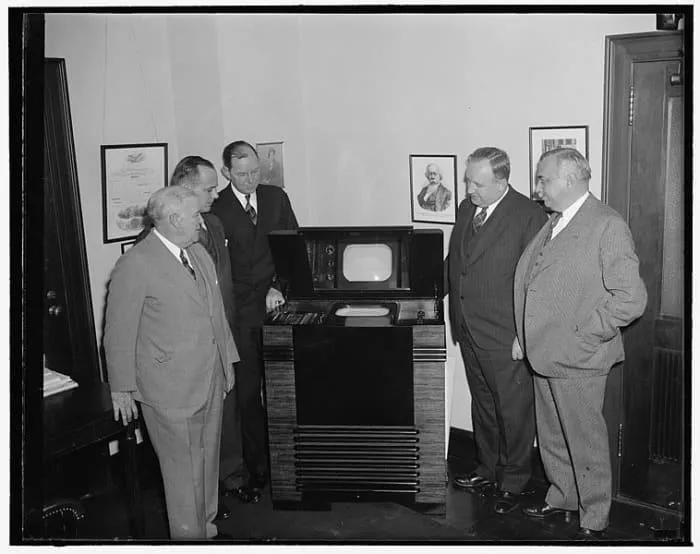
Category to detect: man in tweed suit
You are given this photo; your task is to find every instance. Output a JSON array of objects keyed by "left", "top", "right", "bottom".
[
  {"left": 448, "top": 147, "right": 546, "bottom": 515},
  {"left": 513, "top": 148, "right": 647, "bottom": 539},
  {"left": 136, "top": 156, "right": 261, "bottom": 511}
]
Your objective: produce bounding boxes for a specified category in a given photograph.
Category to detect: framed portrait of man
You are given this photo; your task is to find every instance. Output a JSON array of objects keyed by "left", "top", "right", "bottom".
[
  {"left": 256, "top": 141, "right": 285, "bottom": 188},
  {"left": 409, "top": 154, "right": 457, "bottom": 224}
]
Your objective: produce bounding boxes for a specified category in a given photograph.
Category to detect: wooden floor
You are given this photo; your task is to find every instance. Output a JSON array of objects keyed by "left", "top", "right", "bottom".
[{"left": 51, "top": 429, "right": 686, "bottom": 545}]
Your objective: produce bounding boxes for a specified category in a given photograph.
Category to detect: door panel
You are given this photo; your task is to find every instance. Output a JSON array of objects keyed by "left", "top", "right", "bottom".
[
  {"left": 602, "top": 32, "right": 686, "bottom": 514},
  {"left": 43, "top": 58, "right": 101, "bottom": 384}
]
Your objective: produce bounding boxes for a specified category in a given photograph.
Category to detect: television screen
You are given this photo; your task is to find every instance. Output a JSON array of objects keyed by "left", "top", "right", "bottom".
[{"left": 342, "top": 243, "right": 392, "bottom": 283}]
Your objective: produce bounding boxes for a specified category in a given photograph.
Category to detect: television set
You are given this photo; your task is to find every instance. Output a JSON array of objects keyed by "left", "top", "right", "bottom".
[{"left": 267, "top": 226, "right": 441, "bottom": 300}]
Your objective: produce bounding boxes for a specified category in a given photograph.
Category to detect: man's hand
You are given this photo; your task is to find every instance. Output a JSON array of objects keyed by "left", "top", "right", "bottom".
[
  {"left": 111, "top": 391, "right": 138, "bottom": 426},
  {"left": 511, "top": 337, "right": 524, "bottom": 361},
  {"left": 266, "top": 287, "right": 286, "bottom": 313}
]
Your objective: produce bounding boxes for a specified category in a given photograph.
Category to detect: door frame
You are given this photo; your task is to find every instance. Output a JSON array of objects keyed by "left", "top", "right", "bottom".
[{"left": 601, "top": 30, "right": 689, "bottom": 516}]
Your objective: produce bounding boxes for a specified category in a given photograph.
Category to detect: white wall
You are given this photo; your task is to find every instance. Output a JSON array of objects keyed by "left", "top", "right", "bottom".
[{"left": 45, "top": 12, "right": 655, "bottom": 432}]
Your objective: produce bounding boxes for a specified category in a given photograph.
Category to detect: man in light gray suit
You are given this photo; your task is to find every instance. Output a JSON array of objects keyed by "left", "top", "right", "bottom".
[
  {"left": 105, "top": 186, "right": 239, "bottom": 539},
  {"left": 513, "top": 148, "right": 646, "bottom": 540}
]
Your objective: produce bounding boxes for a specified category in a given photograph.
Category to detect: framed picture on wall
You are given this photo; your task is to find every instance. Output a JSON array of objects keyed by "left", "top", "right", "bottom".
[
  {"left": 529, "top": 126, "right": 589, "bottom": 200},
  {"left": 101, "top": 142, "right": 168, "bottom": 243},
  {"left": 409, "top": 154, "right": 458, "bottom": 225},
  {"left": 256, "top": 141, "right": 285, "bottom": 188}
]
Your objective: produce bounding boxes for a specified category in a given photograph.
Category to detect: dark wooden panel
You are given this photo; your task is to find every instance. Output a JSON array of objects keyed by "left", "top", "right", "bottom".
[
  {"left": 413, "top": 362, "right": 446, "bottom": 504},
  {"left": 264, "top": 360, "right": 301, "bottom": 502}
]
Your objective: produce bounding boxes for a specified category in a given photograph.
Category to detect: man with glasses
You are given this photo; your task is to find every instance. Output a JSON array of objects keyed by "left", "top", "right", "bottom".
[{"left": 211, "top": 140, "right": 299, "bottom": 498}]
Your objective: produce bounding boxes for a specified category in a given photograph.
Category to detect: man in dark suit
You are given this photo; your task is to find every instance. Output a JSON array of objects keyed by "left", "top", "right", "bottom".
[
  {"left": 448, "top": 147, "right": 547, "bottom": 514},
  {"left": 136, "top": 156, "right": 261, "bottom": 508},
  {"left": 210, "top": 140, "right": 299, "bottom": 493},
  {"left": 514, "top": 148, "right": 647, "bottom": 539},
  {"left": 105, "top": 186, "right": 239, "bottom": 539}
]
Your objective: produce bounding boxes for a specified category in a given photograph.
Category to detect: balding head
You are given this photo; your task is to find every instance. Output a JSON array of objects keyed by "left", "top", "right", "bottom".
[{"left": 147, "top": 186, "right": 202, "bottom": 248}]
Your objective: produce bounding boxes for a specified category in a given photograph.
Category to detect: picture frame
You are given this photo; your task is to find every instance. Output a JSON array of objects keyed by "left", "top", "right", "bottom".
[
  {"left": 409, "top": 154, "right": 458, "bottom": 225},
  {"left": 256, "top": 141, "right": 285, "bottom": 188},
  {"left": 529, "top": 126, "right": 589, "bottom": 200},
  {"left": 656, "top": 13, "right": 684, "bottom": 31},
  {"left": 120, "top": 240, "right": 136, "bottom": 254},
  {"left": 101, "top": 142, "right": 168, "bottom": 243}
]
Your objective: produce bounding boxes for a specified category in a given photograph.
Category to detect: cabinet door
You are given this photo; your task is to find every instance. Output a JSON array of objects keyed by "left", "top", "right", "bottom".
[{"left": 603, "top": 32, "right": 686, "bottom": 513}]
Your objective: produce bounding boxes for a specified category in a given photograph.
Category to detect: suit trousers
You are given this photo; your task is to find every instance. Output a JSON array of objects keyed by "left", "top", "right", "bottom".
[
  {"left": 533, "top": 374, "right": 611, "bottom": 531},
  {"left": 233, "top": 325, "right": 268, "bottom": 477},
  {"left": 140, "top": 363, "right": 225, "bottom": 540},
  {"left": 219, "top": 384, "right": 248, "bottom": 488},
  {"left": 459, "top": 333, "right": 535, "bottom": 493}
]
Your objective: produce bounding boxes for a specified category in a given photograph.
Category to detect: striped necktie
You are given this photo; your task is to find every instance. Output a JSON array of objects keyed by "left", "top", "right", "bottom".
[
  {"left": 472, "top": 207, "right": 488, "bottom": 232},
  {"left": 245, "top": 194, "right": 257, "bottom": 225},
  {"left": 543, "top": 212, "right": 562, "bottom": 246},
  {"left": 180, "top": 249, "right": 196, "bottom": 280}
]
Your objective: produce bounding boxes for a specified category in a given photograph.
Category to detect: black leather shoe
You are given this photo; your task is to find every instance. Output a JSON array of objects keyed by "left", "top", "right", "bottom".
[
  {"left": 522, "top": 502, "right": 574, "bottom": 523},
  {"left": 493, "top": 490, "right": 520, "bottom": 514},
  {"left": 223, "top": 483, "right": 262, "bottom": 504},
  {"left": 453, "top": 472, "right": 495, "bottom": 490},
  {"left": 575, "top": 527, "right": 606, "bottom": 540},
  {"left": 216, "top": 502, "right": 231, "bottom": 520}
]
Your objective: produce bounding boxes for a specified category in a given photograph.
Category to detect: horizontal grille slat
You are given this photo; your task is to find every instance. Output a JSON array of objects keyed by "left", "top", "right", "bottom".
[{"left": 293, "top": 425, "right": 423, "bottom": 494}]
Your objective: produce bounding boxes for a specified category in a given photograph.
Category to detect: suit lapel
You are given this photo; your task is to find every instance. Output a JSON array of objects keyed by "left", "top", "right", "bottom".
[
  {"left": 221, "top": 184, "right": 257, "bottom": 246},
  {"left": 144, "top": 232, "right": 206, "bottom": 308},
  {"left": 464, "top": 187, "right": 515, "bottom": 266},
  {"left": 528, "top": 196, "right": 596, "bottom": 280}
]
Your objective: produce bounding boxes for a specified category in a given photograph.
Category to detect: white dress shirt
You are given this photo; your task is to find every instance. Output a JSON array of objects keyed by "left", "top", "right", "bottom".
[
  {"left": 476, "top": 186, "right": 509, "bottom": 224},
  {"left": 230, "top": 184, "right": 258, "bottom": 212},
  {"left": 551, "top": 191, "right": 590, "bottom": 240},
  {"left": 153, "top": 228, "right": 192, "bottom": 265}
]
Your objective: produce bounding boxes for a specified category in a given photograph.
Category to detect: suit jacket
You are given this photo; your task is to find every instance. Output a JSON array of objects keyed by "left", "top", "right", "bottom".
[
  {"left": 514, "top": 195, "right": 647, "bottom": 378},
  {"left": 448, "top": 187, "right": 546, "bottom": 350},
  {"left": 418, "top": 183, "right": 452, "bottom": 212},
  {"left": 104, "top": 232, "right": 239, "bottom": 409},
  {"left": 136, "top": 212, "right": 235, "bottom": 330},
  {"left": 210, "top": 183, "right": 298, "bottom": 327}
]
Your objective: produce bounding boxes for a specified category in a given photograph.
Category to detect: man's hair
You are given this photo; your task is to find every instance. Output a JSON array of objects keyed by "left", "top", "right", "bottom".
[
  {"left": 222, "top": 141, "right": 258, "bottom": 169},
  {"left": 539, "top": 148, "right": 591, "bottom": 182},
  {"left": 169, "top": 155, "right": 215, "bottom": 188},
  {"left": 425, "top": 163, "right": 442, "bottom": 179},
  {"left": 147, "top": 186, "right": 197, "bottom": 226},
  {"left": 467, "top": 147, "right": 510, "bottom": 181}
]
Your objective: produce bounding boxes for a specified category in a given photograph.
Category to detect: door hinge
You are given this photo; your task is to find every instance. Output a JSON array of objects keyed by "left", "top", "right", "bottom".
[
  {"left": 617, "top": 423, "right": 624, "bottom": 457},
  {"left": 628, "top": 85, "right": 635, "bottom": 126}
]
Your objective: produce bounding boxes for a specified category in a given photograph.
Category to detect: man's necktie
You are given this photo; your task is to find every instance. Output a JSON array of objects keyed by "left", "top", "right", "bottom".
[
  {"left": 245, "top": 194, "right": 257, "bottom": 225},
  {"left": 180, "top": 249, "right": 196, "bottom": 280},
  {"left": 543, "top": 212, "right": 562, "bottom": 246},
  {"left": 472, "top": 207, "right": 488, "bottom": 232}
]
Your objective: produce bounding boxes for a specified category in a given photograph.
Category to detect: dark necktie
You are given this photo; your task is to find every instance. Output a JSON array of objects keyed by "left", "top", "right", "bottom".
[
  {"left": 180, "top": 249, "right": 196, "bottom": 280},
  {"left": 245, "top": 194, "right": 257, "bottom": 225},
  {"left": 472, "top": 207, "right": 488, "bottom": 232},
  {"left": 543, "top": 212, "right": 562, "bottom": 246}
]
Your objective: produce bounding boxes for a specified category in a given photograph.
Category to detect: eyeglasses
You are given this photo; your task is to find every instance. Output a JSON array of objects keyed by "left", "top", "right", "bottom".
[{"left": 233, "top": 167, "right": 260, "bottom": 181}]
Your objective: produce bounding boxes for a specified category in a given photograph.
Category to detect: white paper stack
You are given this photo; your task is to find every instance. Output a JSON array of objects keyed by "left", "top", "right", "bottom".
[{"left": 43, "top": 368, "right": 79, "bottom": 397}]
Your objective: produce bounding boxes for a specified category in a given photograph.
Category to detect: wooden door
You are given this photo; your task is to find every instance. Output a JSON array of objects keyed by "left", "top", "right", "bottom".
[
  {"left": 602, "top": 32, "right": 686, "bottom": 514},
  {"left": 43, "top": 58, "right": 101, "bottom": 384}
]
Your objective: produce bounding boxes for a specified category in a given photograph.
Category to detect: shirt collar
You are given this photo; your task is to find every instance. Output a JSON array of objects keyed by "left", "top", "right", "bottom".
[
  {"left": 476, "top": 186, "right": 509, "bottom": 220},
  {"left": 153, "top": 228, "right": 187, "bottom": 261},
  {"left": 561, "top": 191, "right": 590, "bottom": 220},
  {"left": 230, "top": 182, "right": 258, "bottom": 210}
]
